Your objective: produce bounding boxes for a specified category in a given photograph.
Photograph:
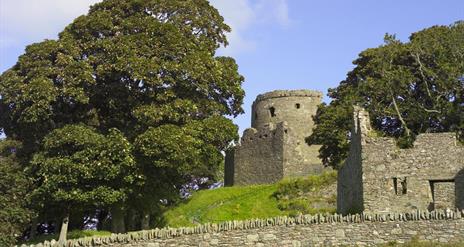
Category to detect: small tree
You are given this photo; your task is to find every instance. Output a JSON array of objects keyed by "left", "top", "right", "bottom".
[{"left": 31, "top": 125, "right": 140, "bottom": 242}]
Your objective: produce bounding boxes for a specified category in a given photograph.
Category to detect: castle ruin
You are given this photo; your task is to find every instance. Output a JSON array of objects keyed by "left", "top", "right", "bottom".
[
  {"left": 337, "top": 106, "right": 464, "bottom": 214},
  {"left": 224, "top": 89, "right": 325, "bottom": 186}
]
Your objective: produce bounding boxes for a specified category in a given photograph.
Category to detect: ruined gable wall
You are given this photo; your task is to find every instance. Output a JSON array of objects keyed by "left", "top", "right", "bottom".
[{"left": 337, "top": 106, "right": 369, "bottom": 214}]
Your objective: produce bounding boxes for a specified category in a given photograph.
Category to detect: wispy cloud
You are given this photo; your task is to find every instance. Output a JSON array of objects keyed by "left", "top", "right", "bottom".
[
  {"left": 0, "top": 0, "right": 101, "bottom": 47},
  {"left": 254, "top": 0, "right": 291, "bottom": 26},
  {"left": 209, "top": 0, "right": 291, "bottom": 56},
  {"left": 209, "top": 0, "right": 256, "bottom": 56},
  {"left": 0, "top": 0, "right": 290, "bottom": 58}
]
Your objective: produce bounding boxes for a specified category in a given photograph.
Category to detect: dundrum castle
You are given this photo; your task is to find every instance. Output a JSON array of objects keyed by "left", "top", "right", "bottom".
[
  {"left": 24, "top": 89, "right": 464, "bottom": 246},
  {"left": 225, "top": 89, "right": 463, "bottom": 214}
]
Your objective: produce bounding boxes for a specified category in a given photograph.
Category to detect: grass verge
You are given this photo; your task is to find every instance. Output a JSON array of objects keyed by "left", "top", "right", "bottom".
[{"left": 164, "top": 171, "right": 337, "bottom": 227}]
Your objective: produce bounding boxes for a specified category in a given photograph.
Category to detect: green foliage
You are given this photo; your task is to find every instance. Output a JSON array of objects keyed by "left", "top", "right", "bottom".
[
  {"left": 0, "top": 139, "right": 33, "bottom": 246},
  {"left": 306, "top": 103, "right": 354, "bottom": 169},
  {"left": 273, "top": 171, "right": 337, "bottom": 216},
  {"left": 136, "top": 116, "right": 238, "bottom": 177},
  {"left": 396, "top": 134, "right": 417, "bottom": 149},
  {"left": 273, "top": 171, "right": 337, "bottom": 198},
  {"left": 309, "top": 22, "right": 464, "bottom": 168},
  {"left": 31, "top": 125, "right": 139, "bottom": 214},
  {"left": 164, "top": 173, "right": 337, "bottom": 227}
]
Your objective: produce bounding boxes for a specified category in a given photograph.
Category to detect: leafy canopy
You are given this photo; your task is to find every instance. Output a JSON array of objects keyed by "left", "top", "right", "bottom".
[
  {"left": 308, "top": 22, "right": 464, "bottom": 169},
  {"left": 31, "top": 125, "right": 139, "bottom": 210}
]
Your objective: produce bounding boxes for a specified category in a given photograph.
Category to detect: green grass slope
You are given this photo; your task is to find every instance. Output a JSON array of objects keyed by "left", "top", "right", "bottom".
[
  {"left": 164, "top": 171, "right": 337, "bottom": 227},
  {"left": 164, "top": 183, "right": 283, "bottom": 227}
]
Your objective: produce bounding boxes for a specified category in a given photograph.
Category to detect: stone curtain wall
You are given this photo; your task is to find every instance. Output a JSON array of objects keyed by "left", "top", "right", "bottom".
[
  {"left": 23, "top": 210, "right": 464, "bottom": 247},
  {"left": 227, "top": 123, "right": 286, "bottom": 185}
]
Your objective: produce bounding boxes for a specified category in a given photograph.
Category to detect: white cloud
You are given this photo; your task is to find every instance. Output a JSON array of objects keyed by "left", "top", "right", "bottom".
[
  {"left": 0, "top": 0, "right": 101, "bottom": 46},
  {"left": 0, "top": 0, "right": 290, "bottom": 55},
  {"left": 254, "top": 0, "right": 291, "bottom": 26},
  {"left": 209, "top": 0, "right": 291, "bottom": 56},
  {"left": 209, "top": 0, "right": 256, "bottom": 56}
]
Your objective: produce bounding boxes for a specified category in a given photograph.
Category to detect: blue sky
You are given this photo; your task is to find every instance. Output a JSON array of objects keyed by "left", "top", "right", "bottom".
[{"left": 1, "top": 0, "right": 463, "bottom": 135}]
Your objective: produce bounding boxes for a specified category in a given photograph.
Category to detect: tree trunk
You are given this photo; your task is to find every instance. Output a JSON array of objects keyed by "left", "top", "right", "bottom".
[
  {"left": 126, "top": 209, "right": 137, "bottom": 231},
  {"left": 58, "top": 212, "right": 70, "bottom": 244},
  {"left": 96, "top": 209, "right": 109, "bottom": 231},
  {"left": 29, "top": 217, "right": 39, "bottom": 239},
  {"left": 111, "top": 205, "right": 126, "bottom": 233},
  {"left": 141, "top": 212, "right": 150, "bottom": 230}
]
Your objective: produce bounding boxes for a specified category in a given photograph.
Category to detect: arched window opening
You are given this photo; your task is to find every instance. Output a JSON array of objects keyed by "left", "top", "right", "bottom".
[{"left": 269, "top": 107, "right": 276, "bottom": 117}]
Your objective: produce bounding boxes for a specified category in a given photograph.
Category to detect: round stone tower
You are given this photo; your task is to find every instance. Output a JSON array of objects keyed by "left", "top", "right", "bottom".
[
  {"left": 224, "top": 89, "right": 325, "bottom": 186},
  {"left": 251, "top": 89, "right": 323, "bottom": 139}
]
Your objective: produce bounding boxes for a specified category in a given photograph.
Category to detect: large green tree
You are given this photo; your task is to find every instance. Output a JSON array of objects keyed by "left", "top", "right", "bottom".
[
  {"left": 308, "top": 21, "right": 464, "bottom": 169},
  {"left": 0, "top": 0, "right": 244, "bottom": 238}
]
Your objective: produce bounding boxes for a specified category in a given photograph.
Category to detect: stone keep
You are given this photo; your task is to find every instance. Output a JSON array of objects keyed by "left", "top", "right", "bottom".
[
  {"left": 337, "top": 106, "right": 464, "bottom": 214},
  {"left": 224, "top": 90, "right": 324, "bottom": 186}
]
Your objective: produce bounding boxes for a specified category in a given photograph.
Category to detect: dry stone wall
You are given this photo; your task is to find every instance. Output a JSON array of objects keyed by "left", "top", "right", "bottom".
[{"left": 23, "top": 210, "right": 464, "bottom": 247}]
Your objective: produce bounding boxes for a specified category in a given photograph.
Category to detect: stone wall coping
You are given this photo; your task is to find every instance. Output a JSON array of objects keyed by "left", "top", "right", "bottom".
[
  {"left": 20, "top": 209, "right": 464, "bottom": 247},
  {"left": 254, "top": 89, "right": 323, "bottom": 103}
]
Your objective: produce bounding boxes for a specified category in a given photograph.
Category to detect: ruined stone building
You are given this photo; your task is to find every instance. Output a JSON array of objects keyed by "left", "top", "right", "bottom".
[
  {"left": 337, "top": 106, "right": 464, "bottom": 214},
  {"left": 224, "top": 90, "right": 325, "bottom": 186}
]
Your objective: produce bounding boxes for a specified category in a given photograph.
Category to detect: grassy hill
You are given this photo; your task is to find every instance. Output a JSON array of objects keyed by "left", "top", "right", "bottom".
[{"left": 164, "top": 171, "right": 337, "bottom": 227}]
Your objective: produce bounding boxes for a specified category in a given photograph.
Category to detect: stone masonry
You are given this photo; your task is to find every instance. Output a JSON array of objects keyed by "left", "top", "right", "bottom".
[
  {"left": 337, "top": 106, "right": 464, "bottom": 214},
  {"left": 224, "top": 90, "right": 324, "bottom": 186},
  {"left": 23, "top": 210, "right": 464, "bottom": 247}
]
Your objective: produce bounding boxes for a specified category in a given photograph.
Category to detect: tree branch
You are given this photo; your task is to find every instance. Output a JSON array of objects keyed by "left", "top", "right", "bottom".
[
  {"left": 413, "top": 52, "right": 433, "bottom": 99},
  {"left": 391, "top": 94, "right": 411, "bottom": 137}
]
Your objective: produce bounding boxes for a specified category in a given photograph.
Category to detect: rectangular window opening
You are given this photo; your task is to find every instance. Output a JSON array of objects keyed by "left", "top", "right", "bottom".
[{"left": 393, "top": 177, "right": 407, "bottom": 195}]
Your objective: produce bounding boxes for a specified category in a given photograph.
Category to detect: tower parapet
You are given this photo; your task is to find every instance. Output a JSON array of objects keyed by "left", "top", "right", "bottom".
[{"left": 251, "top": 90, "right": 322, "bottom": 133}]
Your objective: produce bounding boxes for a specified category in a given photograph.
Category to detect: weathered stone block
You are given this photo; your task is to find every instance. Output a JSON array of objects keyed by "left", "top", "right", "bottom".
[{"left": 246, "top": 234, "right": 259, "bottom": 242}]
